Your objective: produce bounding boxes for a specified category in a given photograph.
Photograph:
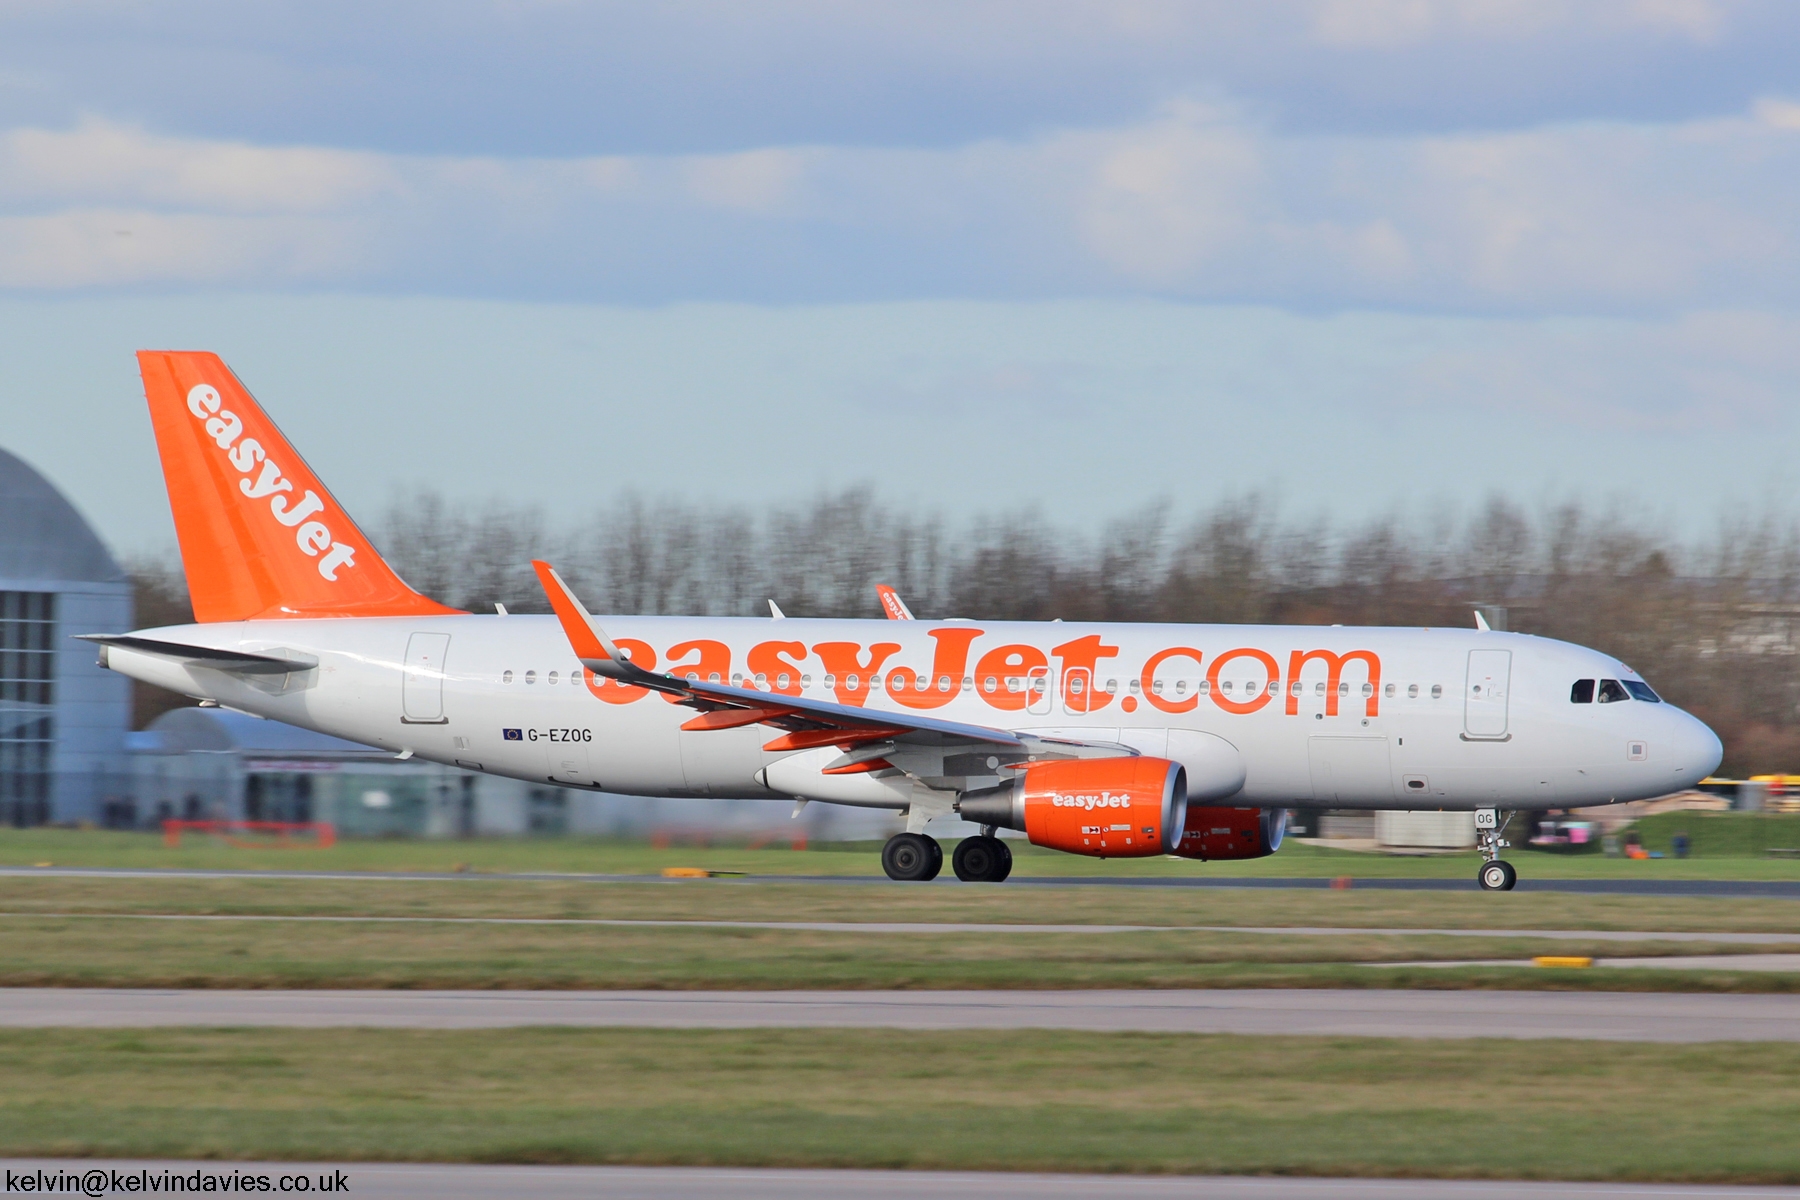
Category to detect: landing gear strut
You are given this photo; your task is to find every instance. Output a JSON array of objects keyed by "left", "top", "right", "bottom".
[
  {"left": 882, "top": 832, "right": 943, "bottom": 881},
  {"left": 952, "top": 833, "right": 1013, "bottom": 883},
  {"left": 1475, "top": 808, "right": 1516, "bottom": 891}
]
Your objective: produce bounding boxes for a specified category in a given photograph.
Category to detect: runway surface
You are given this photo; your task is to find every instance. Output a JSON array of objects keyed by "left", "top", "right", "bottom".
[
  {"left": 5, "top": 988, "right": 1798, "bottom": 1041},
  {"left": 5, "top": 910, "right": 1798, "bottom": 945},
  {"left": 4, "top": 1162, "right": 1796, "bottom": 1199},
  {"left": 5, "top": 864, "right": 1799, "bottom": 897}
]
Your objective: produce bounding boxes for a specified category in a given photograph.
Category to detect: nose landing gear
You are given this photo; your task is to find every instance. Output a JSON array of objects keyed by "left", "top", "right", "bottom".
[
  {"left": 1475, "top": 808, "right": 1516, "bottom": 891},
  {"left": 881, "top": 832, "right": 943, "bottom": 881}
]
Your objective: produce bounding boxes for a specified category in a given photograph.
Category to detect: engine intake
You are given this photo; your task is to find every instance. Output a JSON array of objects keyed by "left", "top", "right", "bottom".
[{"left": 958, "top": 757, "right": 1188, "bottom": 857}]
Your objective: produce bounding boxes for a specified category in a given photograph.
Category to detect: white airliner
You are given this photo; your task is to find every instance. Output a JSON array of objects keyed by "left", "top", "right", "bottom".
[{"left": 89, "top": 352, "right": 1723, "bottom": 890}]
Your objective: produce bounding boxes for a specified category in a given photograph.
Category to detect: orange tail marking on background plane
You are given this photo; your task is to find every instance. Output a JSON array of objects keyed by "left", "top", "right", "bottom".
[{"left": 137, "top": 351, "right": 462, "bottom": 623}]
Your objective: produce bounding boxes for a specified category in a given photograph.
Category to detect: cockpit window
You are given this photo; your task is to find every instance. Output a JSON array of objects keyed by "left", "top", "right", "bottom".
[
  {"left": 1570, "top": 679, "right": 1595, "bottom": 704},
  {"left": 1597, "top": 679, "right": 1629, "bottom": 703},
  {"left": 1623, "top": 680, "right": 1661, "bottom": 703}
]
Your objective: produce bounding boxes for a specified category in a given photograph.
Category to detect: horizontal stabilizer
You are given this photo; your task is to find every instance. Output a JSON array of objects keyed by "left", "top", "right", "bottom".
[{"left": 76, "top": 634, "right": 318, "bottom": 676}]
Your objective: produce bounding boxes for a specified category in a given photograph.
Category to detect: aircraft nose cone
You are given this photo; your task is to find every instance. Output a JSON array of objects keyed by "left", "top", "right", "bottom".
[{"left": 1672, "top": 711, "right": 1724, "bottom": 788}]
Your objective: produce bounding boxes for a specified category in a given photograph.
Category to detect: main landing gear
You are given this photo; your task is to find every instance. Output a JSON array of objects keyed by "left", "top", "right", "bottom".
[
  {"left": 881, "top": 832, "right": 943, "bottom": 881},
  {"left": 1475, "top": 808, "right": 1517, "bottom": 891},
  {"left": 952, "top": 831, "right": 1013, "bottom": 883},
  {"left": 880, "top": 831, "right": 1014, "bottom": 882}
]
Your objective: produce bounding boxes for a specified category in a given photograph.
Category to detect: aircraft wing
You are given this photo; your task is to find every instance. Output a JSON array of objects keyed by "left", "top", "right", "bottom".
[{"left": 532, "top": 560, "right": 1028, "bottom": 755}]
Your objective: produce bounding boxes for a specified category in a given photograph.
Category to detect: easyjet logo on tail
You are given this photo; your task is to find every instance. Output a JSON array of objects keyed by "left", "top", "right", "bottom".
[{"left": 185, "top": 384, "right": 357, "bottom": 582}]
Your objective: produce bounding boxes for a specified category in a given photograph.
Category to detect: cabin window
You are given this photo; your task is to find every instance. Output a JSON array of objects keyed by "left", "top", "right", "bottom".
[
  {"left": 1624, "top": 681, "right": 1661, "bottom": 703},
  {"left": 1129, "top": 679, "right": 1141, "bottom": 692},
  {"left": 547, "top": 671, "right": 559, "bottom": 684},
  {"left": 871, "top": 675, "right": 884, "bottom": 690},
  {"left": 776, "top": 673, "right": 790, "bottom": 689},
  {"left": 686, "top": 672, "right": 699, "bottom": 683},
  {"left": 1362, "top": 682, "right": 1374, "bottom": 696},
  {"left": 1198, "top": 679, "right": 1210, "bottom": 694},
  {"left": 731, "top": 673, "right": 743, "bottom": 685},
  {"left": 984, "top": 676, "right": 997, "bottom": 693},
  {"left": 1006, "top": 676, "right": 1021, "bottom": 692},
  {"left": 1407, "top": 683, "right": 1418, "bottom": 698},
  {"left": 1339, "top": 682, "right": 1350, "bottom": 696},
  {"left": 1571, "top": 679, "right": 1595, "bottom": 704},
  {"left": 1384, "top": 683, "right": 1395, "bottom": 697},
  {"left": 1430, "top": 684, "right": 1442, "bottom": 699},
  {"left": 823, "top": 674, "right": 837, "bottom": 689},
  {"left": 846, "top": 674, "right": 860, "bottom": 690},
  {"left": 1105, "top": 679, "right": 1118, "bottom": 694},
  {"left": 1315, "top": 682, "right": 1326, "bottom": 695},
  {"left": 1598, "top": 679, "right": 1630, "bottom": 703},
  {"left": 938, "top": 675, "right": 953, "bottom": 692},
  {"left": 502, "top": 670, "right": 513, "bottom": 684},
  {"left": 962, "top": 676, "right": 973, "bottom": 692},
  {"left": 801, "top": 674, "right": 813, "bottom": 688},
  {"left": 1152, "top": 679, "right": 1164, "bottom": 694},
  {"left": 708, "top": 672, "right": 721, "bottom": 684},
  {"left": 754, "top": 673, "right": 768, "bottom": 688}
]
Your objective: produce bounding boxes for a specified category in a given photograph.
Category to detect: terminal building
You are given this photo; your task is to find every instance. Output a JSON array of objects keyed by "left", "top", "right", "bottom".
[{"left": 0, "top": 447, "right": 132, "bottom": 826}]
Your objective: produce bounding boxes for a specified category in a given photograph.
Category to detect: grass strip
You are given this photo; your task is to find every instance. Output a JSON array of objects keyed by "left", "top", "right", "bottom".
[
  {"left": 1, "top": 1027, "right": 1797, "bottom": 1182},
  {"left": 7, "top": 826, "right": 1800, "bottom": 880},
  {"left": 1, "top": 914, "right": 1795, "bottom": 991},
  {"left": 2, "top": 876, "right": 1798, "bottom": 933}
]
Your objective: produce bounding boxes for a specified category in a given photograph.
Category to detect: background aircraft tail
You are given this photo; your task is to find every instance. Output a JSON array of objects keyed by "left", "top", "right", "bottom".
[{"left": 137, "top": 350, "right": 460, "bottom": 623}]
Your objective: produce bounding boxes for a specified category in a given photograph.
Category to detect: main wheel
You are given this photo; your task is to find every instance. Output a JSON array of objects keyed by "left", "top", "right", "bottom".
[
  {"left": 883, "top": 833, "right": 941, "bottom": 881},
  {"left": 1478, "top": 859, "right": 1517, "bottom": 891},
  {"left": 953, "top": 835, "right": 1009, "bottom": 882}
]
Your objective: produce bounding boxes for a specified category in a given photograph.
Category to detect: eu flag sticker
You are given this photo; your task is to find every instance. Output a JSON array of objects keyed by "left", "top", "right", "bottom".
[{"left": 502, "top": 728, "right": 523, "bottom": 741}]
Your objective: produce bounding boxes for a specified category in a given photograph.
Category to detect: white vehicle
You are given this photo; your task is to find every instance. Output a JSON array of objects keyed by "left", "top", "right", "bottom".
[{"left": 91, "top": 352, "right": 1724, "bottom": 890}]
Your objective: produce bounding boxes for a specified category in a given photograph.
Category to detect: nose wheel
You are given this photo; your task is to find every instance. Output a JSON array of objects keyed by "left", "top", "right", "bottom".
[
  {"left": 1474, "top": 808, "right": 1516, "bottom": 891},
  {"left": 881, "top": 832, "right": 943, "bottom": 881}
]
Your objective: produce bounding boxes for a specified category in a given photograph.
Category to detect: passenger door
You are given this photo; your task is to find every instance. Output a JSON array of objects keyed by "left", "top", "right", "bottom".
[
  {"left": 1464, "top": 649, "right": 1512, "bottom": 739},
  {"left": 401, "top": 633, "right": 450, "bottom": 724}
]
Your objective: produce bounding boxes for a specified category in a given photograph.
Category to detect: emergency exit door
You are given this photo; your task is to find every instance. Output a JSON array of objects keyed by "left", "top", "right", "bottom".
[{"left": 1464, "top": 649, "right": 1511, "bottom": 739}]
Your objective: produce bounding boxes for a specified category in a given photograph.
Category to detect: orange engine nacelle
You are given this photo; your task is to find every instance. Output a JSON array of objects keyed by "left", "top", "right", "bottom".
[
  {"left": 1170, "top": 806, "right": 1288, "bottom": 860},
  {"left": 958, "top": 757, "right": 1188, "bottom": 858}
]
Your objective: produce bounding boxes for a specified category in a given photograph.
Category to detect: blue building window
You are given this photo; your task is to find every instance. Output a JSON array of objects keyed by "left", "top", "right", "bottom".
[{"left": 0, "top": 590, "right": 55, "bottom": 826}]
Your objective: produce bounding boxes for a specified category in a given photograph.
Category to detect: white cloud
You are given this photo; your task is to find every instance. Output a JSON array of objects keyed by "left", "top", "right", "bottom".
[
  {"left": 0, "top": 101, "right": 1797, "bottom": 309},
  {"left": 0, "top": 119, "right": 397, "bottom": 214}
]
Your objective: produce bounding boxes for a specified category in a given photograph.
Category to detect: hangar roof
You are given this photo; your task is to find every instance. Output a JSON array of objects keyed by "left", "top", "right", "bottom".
[{"left": 0, "top": 447, "right": 126, "bottom": 585}]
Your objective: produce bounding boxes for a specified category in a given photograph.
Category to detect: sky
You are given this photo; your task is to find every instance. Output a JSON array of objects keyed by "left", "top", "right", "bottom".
[{"left": 2, "top": 0, "right": 1798, "bottom": 555}]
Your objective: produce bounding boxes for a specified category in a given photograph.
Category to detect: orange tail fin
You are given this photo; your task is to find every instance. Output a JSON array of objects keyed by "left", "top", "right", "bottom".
[{"left": 137, "top": 350, "right": 461, "bottom": 622}]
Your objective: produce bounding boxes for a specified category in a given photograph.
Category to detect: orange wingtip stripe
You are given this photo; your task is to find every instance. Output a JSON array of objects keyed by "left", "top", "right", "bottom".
[{"left": 531, "top": 560, "right": 609, "bottom": 661}]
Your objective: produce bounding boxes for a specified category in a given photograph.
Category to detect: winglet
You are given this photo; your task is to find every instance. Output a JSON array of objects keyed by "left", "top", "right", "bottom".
[
  {"left": 875, "top": 584, "right": 914, "bottom": 620},
  {"left": 1473, "top": 610, "right": 1491, "bottom": 632},
  {"left": 531, "top": 560, "right": 628, "bottom": 674}
]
